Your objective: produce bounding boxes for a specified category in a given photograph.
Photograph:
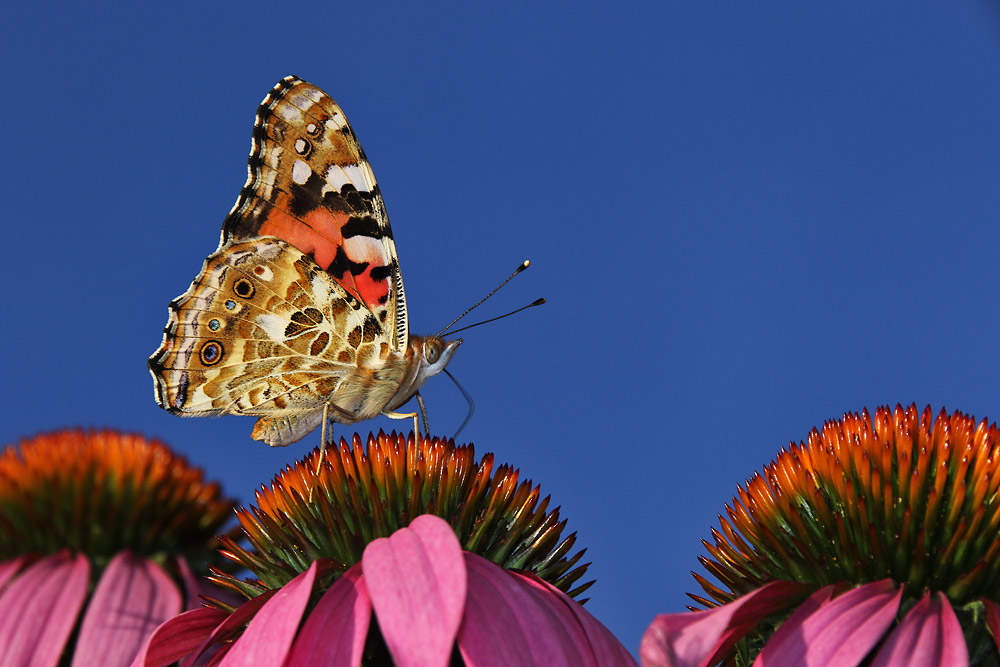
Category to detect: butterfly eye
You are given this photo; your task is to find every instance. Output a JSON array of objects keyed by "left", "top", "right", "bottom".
[{"left": 424, "top": 340, "right": 441, "bottom": 364}]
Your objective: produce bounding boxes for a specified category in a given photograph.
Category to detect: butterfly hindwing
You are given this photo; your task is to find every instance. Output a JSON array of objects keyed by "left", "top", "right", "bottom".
[
  {"left": 149, "top": 238, "right": 402, "bottom": 427},
  {"left": 222, "top": 76, "right": 408, "bottom": 352}
]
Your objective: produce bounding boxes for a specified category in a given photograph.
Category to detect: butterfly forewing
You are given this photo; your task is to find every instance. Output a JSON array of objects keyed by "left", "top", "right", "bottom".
[{"left": 222, "top": 76, "right": 407, "bottom": 352}]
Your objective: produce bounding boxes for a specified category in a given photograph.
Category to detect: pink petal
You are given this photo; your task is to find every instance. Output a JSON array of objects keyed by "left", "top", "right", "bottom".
[
  {"left": 286, "top": 565, "right": 371, "bottom": 666},
  {"left": 129, "top": 607, "right": 229, "bottom": 667},
  {"left": 459, "top": 554, "right": 587, "bottom": 666},
  {"left": 73, "top": 552, "right": 183, "bottom": 667},
  {"left": 0, "top": 552, "right": 90, "bottom": 667},
  {"left": 458, "top": 554, "right": 636, "bottom": 667},
  {"left": 175, "top": 556, "right": 201, "bottom": 610},
  {"left": 985, "top": 598, "right": 1000, "bottom": 654},
  {"left": 640, "top": 580, "right": 810, "bottom": 667},
  {"left": 179, "top": 589, "right": 277, "bottom": 667},
  {"left": 872, "top": 592, "right": 968, "bottom": 667},
  {"left": 0, "top": 556, "right": 29, "bottom": 591},
  {"left": 362, "top": 514, "right": 467, "bottom": 667},
  {"left": 754, "top": 579, "right": 901, "bottom": 667},
  {"left": 219, "top": 562, "right": 318, "bottom": 666},
  {"left": 201, "top": 643, "right": 233, "bottom": 667},
  {"left": 515, "top": 570, "right": 637, "bottom": 666},
  {"left": 175, "top": 557, "right": 241, "bottom": 611}
]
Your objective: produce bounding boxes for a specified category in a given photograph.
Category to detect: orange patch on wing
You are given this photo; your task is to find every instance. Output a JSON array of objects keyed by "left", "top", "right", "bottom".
[
  {"left": 355, "top": 265, "right": 391, "bottom": 307},
  {"left": 302, "top": 209, "right": 347, "bottom": 269},
  {"left": 257, "top": 205, "right": 348, "bottom": 271}
]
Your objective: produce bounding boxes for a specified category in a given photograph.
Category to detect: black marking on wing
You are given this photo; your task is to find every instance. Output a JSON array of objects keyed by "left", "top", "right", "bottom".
[
  {"left": 328, "top": 245, "right": 370, "bottom": 278},
  {"left": 340, "top": 216, "right": 382, "bottom": 239},
  {"left": 370, "top": 262, "right": 394, "bottom": 282}
]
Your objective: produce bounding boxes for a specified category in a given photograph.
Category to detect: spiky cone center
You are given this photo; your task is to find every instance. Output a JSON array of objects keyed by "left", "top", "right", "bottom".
[
  {"left": 211, "top": 431, "right": 592, "bottom": 605},
  {"left": 0, "top": 430, "right": 234, "bottom": 567}
]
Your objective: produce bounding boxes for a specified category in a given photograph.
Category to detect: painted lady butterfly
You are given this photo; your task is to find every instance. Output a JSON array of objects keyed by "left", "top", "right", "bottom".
[{"left": 149, "top": 76, "right": 461, "bottom": 447}]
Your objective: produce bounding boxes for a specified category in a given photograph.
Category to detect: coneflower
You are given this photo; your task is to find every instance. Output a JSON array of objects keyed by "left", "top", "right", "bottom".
[
  {"left": 642, "top": 405, "right": 1000, "bottom": 667},
  {"left": 134, "top": 431, "right": 634, "bottom": 666},
  {"left": 0, "top": 429, "right": 235, "bottom": 667}
]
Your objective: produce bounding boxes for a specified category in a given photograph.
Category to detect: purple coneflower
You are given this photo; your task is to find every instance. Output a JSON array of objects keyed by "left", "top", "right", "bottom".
[
  {"left": 642, "top": 405, "right": 1000, "bottom": 667},
  {"left": 134, "top": 431, "right": 635, "bottom": 666},
  {"left": 0, "top": 429, "right": 235, "bottom": 666}
]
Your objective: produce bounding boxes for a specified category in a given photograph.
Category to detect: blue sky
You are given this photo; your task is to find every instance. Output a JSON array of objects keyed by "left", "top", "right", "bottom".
[{"left": 3, "top": 1, "right": 1000, "bottom": 655}]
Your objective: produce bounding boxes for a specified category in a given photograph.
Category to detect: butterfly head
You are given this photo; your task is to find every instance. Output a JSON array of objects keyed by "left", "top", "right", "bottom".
[
  {"left": 418, "top": 336, "right": 462, "bottom": 379},
  {"left": 386, "top": 335, "right": 461, "bottom": 414}
]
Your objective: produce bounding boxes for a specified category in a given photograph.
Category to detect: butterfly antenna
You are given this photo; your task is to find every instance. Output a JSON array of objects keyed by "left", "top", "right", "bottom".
[
  {"left": 444, "top": 298, "right": 546, "bottom": 336},
  {"left": 438, "top": 260, "right": 533, "bottom": 337},
  {"left": 444, "top": 369, "right": 475, "bottom": 439}
]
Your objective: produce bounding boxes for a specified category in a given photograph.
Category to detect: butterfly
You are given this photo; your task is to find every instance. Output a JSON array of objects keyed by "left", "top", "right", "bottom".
[{"left": 149, "top": 76, "right": 461, "bottom": 447}]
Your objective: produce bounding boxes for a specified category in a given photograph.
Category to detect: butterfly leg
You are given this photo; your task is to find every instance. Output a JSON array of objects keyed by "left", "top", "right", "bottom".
[
  {"left": 383, "top": 410, "right": 422, "bottom": 446},
  {"left": 315, "top": 403, "right": 330, "bottom": 480},
  {"left": 307, "top": 405, "right": 331, "bottom": 503},
  {"left": 314, "top": 401, "right": 359, "bottom": 484},
  {"left": 415, "top": 392, "right": 430, "bottom": 435}
]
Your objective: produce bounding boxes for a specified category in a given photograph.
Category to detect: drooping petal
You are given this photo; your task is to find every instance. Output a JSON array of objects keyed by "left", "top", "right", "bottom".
[
  {"left": 515, "top": 570, "right": 637, "bottom": 666},
  {"left": 179, "top": 590, "right": 277, "bottom": 667},
  {"left": 73, "top": 552, "right": 183, "bottom": 667},
  {"left": 985, "top": 599, "right": 1000, "bottom": 655},
  {"left": 0, "top": 552, "right": 90, "bottom": 667},
  {"left": 872, "top": 592, "right": 968, "bottom": 667},
  {"left": 173, "top": 557, "right": 215, "bottom": 611},
  {"left": 219, "top": 563, "right": 318, "bottom": 666},
  {"left": 754, "top": 580, "right": 901, "bottom": 667},
  {"left": 459, "top": 553, "right": 586, "bottom": 666},
  {"left": 641, "top": 580, "right": 810, "bottom": 667},
  {"left": 286, "top": 566, "right": 370, "bottom": 667},
  {"left": 129, "top": 608, "right": 230, "bottom": 667},
  {"left": 363, "top": 515, "right": 467, "bottom": 667},
  {"left": 0, "top": 556, "right": 28, "bottom": 591},
  {"left": 459, "top": 553, "right": 636, "bottom": 667}
]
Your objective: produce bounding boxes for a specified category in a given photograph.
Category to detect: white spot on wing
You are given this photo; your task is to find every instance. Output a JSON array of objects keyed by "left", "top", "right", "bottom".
[
  {"left": 310, "top": 272, "right": 343, "bottom": 308},
  {"left": 359, "top": 161, "right": 377, "bottom": 190},
  {"left": 256, "top": 239, "right": 284, "bottom": 260},
  {"left": 287, "top": 91, "right": 317, "bottom": 110},
  {"left": 343, "top": 235, "right": 387, "bottom": 265},
  {"left": 323, "top": 163, "right": 371, "bottom": 193},
  {"left": 256, "top": 313, "right": 289, "bottom": 341},
  {"left": 274, "top": 104, "right": 303, "bottom": 124},
  {"left": 301, "top": 88, "right": 324, "bottom": 104},
  {"left": 325, "top": 115, "right": 348, "bottom": 131},
  {"left": 263, "top": 145, "right": 283, "bottom": 170},
  {"left": 291, "top": 160, "right": 311, "bottom": 185},
  {"left": 294, "top": 139, "right": 308, "bottom": 154},
  {"left": 259, "top": 171, "right": 277, "bottom": 198}
]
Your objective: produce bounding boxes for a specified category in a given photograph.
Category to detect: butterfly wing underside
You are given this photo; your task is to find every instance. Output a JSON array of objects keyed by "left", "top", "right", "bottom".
[{"left": 150, "top": 77, "right": 411, "bottom": 446}]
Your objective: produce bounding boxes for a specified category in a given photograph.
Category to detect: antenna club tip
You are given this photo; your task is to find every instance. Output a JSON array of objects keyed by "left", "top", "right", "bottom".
[
  {"left": 532, "top": 297, "right": 546, "bottom": 306},
  {"left": 515, "top": 260, "right": 531, "bottom": 273}
]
